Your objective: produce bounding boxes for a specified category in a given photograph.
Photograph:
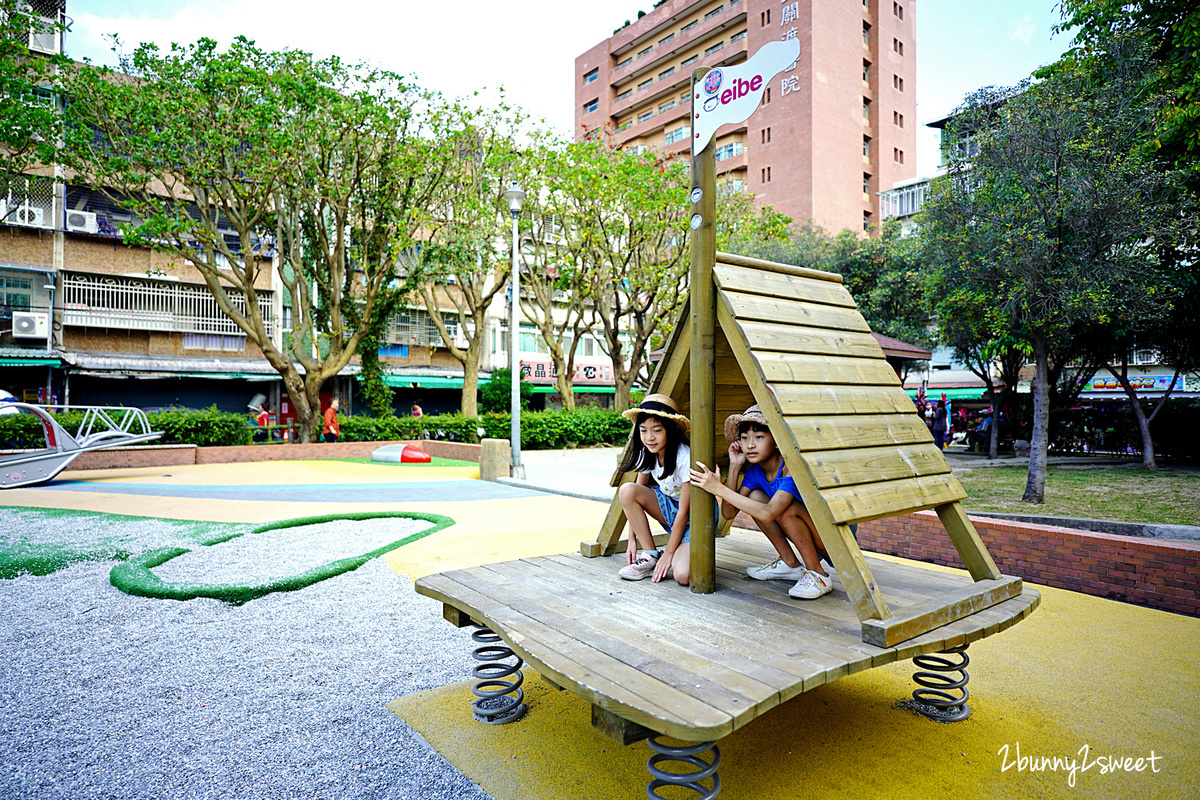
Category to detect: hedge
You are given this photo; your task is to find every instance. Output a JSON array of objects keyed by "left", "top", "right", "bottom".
[
  {"left": 0, "top": 405, "right": 252, "bottom": 449},
  {"left": 0, "top": 405, "right": 631, "bottom": 450}
]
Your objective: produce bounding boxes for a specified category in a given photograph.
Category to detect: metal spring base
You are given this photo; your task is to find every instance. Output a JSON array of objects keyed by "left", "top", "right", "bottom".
[
  {"left": 909, "top": 643, "right": 971, "bottom": 722},
  {"left": 646, "top": 736, "right": 721, "bottom": 799},
  {"left": 469, "top": 627, "right": 526, "bottom": 725}
]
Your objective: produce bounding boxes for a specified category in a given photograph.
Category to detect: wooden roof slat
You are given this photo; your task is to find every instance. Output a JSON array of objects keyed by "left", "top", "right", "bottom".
[
  {"left": 736, "top": 319, "right": 887, "bottom": 359},
  {"left": 721, "top": 292, "right": 872, "bottom": 333},
  {"left": 771, "top": 384, "right": 919, "bottom": 416},
  {"left": 714, "top": 264, "right": 856, "bottom": 307},
  {"left": 801, "top": 443, "right": 953, "bottom": 489},
  {"left": 819, "top": 473, "right": 968, "bottom": 525},
  {"left": 715, "top": 251, "right": 844, "bottom": 284},
  {"left": 784, "top": 413, "right": 933, "bottom": 452},
  {"left": 735, "top": 352, "right": 902, "bottom": 386}
]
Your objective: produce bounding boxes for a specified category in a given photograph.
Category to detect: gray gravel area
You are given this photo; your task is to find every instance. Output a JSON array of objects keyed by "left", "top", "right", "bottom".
[
  {"left": 152, "top": 517, "right": 438, "bottom": 586},
  {"left": 0, "top": 515, "right": 492, "bottom": 800}
]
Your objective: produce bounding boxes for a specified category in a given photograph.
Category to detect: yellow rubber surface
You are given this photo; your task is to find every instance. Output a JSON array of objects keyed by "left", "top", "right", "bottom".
[{"left": 7, "top": 459, "right": 1196, "bottom": 798}]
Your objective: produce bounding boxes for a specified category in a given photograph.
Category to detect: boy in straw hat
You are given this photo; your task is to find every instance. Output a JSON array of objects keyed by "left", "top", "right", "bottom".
[
  {"left": 615, "top": 394, "right": 694, "bottom": 584},
  {"left": 689, "top": 404, "right": 833, "bottom": 599}
]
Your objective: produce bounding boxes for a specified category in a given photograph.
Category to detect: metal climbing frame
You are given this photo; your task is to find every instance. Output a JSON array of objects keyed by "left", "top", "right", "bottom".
[{"left": 0, "top": 403, "right": 163, "bottom": 488}]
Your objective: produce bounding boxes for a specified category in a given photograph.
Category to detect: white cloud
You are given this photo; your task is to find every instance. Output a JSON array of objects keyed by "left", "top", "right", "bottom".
[
  {"left": 1010, "top": 17, "right": 1038, "bottom": 45},
  {"left": 69, "top": 0, "right": 648, "bottom": 138}
]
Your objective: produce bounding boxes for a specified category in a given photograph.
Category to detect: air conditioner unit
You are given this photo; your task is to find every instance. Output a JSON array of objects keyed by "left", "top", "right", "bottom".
[
  {"left": 3, "top": 202, "right": 46, "bottom": 228},
  {"left": 12, "top": 311, "right": 49, "bottom": 339},
  {"left": 66, "top": 210, "right": 99, "bottom": 234}
]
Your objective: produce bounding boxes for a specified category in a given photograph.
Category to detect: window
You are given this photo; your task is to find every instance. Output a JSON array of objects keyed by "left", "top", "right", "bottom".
[
  {"left": 761, "top": 127, "right": 771, "bottom": 144},
  {"left": 705, "top": 41, "right": 725, "bottom": 56},
  {"left": 682, "top": 54, "right": 699, "bottom": 67},
  {"left": 715, "top": 142, "right": 744, "bottom": 160},
  {"left": 638, "top": 110, "right": 653, "bottom": 123},
  {"left": 583, "top": 99, "right": 598, "bottom": 114},
  {"left": 659, "top": 33, "right": 675, "bottom": 45},
  {"left": 862, "top": 98, "right": 870, "bottom": 121},
  {"left": 660, "top": 99, "right": 676, "bottom": 113},
  {"left": 731, "top": 30, "right": 746, "bottom": 43},
  {"left": 2, "top": 275, "right": 32, "bottom": 311},
  {"left": 893, "top": 147, "right": 904, "bottom": 163},
  {"left": 863, "top": 211, "right": 872, "bottom": 232},
  {"left": 863, "top": 22, "right": 870, "bottom": 46},
  {"left": 762, "top": 87, "right": 771, "bottom": 105},
  {"left": 863, "top": 174, "right": 871, "bottom": 194},
  {"left": 761, "top": 9, "right": 771, "bottom": 26},
  {"left": 583, "top": 68, "right": 599, "bottom": 84},
  {"left": 893, "top": 38, "right": 904, "bottom": 55},
  {"left": 664, "top": 125, "right": 691, "bottom": 144},
  {"left": 682, "top": 19, "right": 698, "bottom": 32},
  {"left": 893, "top": 74, "right": 904, "bottom": 91},
  {"left": 617, "top": 57, "right": 632, "bottom": 69},
  {"left": 183, "top": 333, "right": 245, "bottom": 351},
  {"left": 617, "top": 120, "right": 632, "bottom": 131},
  {"left": 894, "top": 111, "right": 904, "bottom": 127},
  {"left": 617, "top": 88, "right": 632, "bottom": 100},
  {"left": 705, "top": 5, "right": 724, "bottom": 20},
  {"left": 638, "top": 46, "right": 653, "bottom": 59},
  {"left": 862, "top": 61, "right": 870, "bottom": 82},
  {"left": 761, "top": 166, "right": 772, "bottom": 183},
  {"left": 894, "top": 3, "right": 904, "bottom": 20},
  {"left": 638, "top": 78, "right": 653, "bottom": 91},
  {"left": 659, "top": 66, "right": 675, "bottom": 80},
  {"left": 862, "top": 135, "right": 870, "bottom": 158}
]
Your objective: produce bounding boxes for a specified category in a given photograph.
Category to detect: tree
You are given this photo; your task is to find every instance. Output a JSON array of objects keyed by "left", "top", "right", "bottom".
[
  {"left": 920, "top": 39, "right": 1185, "bottom": 502},
  {"left": 59, "top": 38, "right": 456, "bottom": 441},
  {"left": 412, "top": 101, "right": 528, "bottom": 417},
  {"left": 0, "top": 0, "right": 66, "bottom": 221}
]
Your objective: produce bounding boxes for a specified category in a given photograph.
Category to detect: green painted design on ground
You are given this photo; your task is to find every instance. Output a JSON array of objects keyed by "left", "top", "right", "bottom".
[{"left": 108, "top": 511, "right": 455, "bottom": 604}]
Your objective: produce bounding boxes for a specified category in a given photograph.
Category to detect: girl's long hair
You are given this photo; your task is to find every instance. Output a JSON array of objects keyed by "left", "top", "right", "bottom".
[{"left": 619, "top": 412, "right": 689, "bottom": 475}]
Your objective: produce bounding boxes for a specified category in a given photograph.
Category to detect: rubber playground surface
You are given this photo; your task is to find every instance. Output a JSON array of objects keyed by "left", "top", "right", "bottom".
[{"left": 3, "top": 457, "right": 1198, "bottom": 799}]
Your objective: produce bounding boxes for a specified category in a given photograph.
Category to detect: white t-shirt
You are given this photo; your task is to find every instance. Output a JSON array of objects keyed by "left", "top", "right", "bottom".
[{"left": 644, "top": 443, "right": 690, "bottom": 500}]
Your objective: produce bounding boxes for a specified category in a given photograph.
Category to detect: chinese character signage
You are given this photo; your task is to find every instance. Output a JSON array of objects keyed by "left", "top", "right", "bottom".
[
  {"left": 692, "top": 39, "right": 801, "bottom": 156},
  {"left": 1084, "top": 374, "right": 1182, "bottom": 392},
  {"left": 520, "top": 360, "right": 613, "bottom": 385}
]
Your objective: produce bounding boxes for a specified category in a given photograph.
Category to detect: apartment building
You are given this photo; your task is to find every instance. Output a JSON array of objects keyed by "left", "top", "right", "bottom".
[{"left": 575, "top": 0, "right": 917, "bottom": 234}]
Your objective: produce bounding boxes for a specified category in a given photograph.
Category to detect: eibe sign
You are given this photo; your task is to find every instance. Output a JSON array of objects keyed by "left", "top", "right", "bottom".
[{"left": 692, "top": 39, "right": 801, "bottom": 156}]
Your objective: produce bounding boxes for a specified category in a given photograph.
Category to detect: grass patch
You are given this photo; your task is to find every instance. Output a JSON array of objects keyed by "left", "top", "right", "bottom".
[
  {"left": 330, "top": 456, "right": 477, "bottom": 467},
  {"left": 109, "top": 510, "right": 454, "bottom": 604},
  {"left": 958, "top": 466, "right": 1200, "bottom": 525}
]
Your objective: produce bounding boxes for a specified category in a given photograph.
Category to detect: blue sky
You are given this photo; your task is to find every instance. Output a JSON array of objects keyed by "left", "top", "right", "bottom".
[{"left": 66, "top": 0, "right": 1074, "bottom": 177}]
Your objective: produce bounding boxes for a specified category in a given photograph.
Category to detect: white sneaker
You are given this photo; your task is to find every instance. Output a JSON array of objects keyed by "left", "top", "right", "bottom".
[
  {"left": 788, "top": 571, "right": 832, "bottom": 599},
  {"left": 746, "top": 557, "right": 808, "bottom": 582},
  {"left": 618, "top": 551, "right": 659, "bottom": 581}
]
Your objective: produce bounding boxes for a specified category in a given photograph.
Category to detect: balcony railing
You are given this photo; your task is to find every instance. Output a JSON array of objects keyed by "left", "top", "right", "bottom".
[
  {"left": 880, "top": 180, "right": 928, "bottom": 219},
  {"left": 61, "top": 272, "right": 274, "bottom": 336}
]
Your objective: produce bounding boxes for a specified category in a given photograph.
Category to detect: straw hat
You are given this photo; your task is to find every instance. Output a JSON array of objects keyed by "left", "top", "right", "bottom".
[
  {"left": 724, "top": 404, "right": 768, "bottom": 443},
  {"left": 622, "top": 393, "right": 691, "bottom": 435}
]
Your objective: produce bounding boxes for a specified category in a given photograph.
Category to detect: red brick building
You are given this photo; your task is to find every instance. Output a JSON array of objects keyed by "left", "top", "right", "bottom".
[{"left": 574, "top": 0, "right": 917, "bottom": 234}]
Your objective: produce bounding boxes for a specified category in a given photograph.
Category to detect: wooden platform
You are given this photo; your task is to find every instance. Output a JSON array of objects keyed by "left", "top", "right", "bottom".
[{"left": 415, "top": 531, "right": 1040, "bottom": 743}]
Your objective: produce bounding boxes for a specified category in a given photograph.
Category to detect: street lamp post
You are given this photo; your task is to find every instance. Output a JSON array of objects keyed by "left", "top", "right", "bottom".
[{"left": 502, "top": 183, "right": 526, "bottom": 479}]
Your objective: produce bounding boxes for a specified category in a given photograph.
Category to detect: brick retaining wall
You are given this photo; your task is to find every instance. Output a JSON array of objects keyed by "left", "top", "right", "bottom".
[
  {"left": 56, "top": 440, "right": 482, "bottom": 471},
  {"left": 856, "top": 511, "right": 1199, "bottom": 617}
]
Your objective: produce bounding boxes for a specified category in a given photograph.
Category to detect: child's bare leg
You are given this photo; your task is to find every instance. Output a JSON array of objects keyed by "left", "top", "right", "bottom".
[
  {"left": 777, "top": 499, "right": 827, "bottom": 575},
  {"left": 618, "top": 482, "right": 667, "bottom": 551},
  {"left": 671, "top": 541, "right": 690, "bottom": 586},
  {"left": 746, "top": 489, "right": 801, "bottom": 567}
]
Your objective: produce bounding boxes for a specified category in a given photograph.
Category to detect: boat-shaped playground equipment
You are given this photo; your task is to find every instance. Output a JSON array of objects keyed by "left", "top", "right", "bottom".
[{"left": 0, "top": 403, "right": 162, "bottom": 488}]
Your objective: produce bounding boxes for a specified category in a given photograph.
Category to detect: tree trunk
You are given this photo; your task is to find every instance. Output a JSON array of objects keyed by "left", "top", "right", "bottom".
[
  {"left": 1022, "top": 335, "right": 1051, "bottom": 503},
  {"left": 989, "top": 387, "right": 1006, "bottom": 460},
  {"left": 613, "top": 370, "right": 636, "bottom": 413},
  {"left": 459, "top": 344, "right": 481, "bottom": 418}
]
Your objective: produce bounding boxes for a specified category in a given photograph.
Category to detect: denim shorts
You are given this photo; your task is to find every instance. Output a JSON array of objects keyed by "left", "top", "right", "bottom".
[{"left": 654, "top": 487, "right": 722, "bottom": 543}]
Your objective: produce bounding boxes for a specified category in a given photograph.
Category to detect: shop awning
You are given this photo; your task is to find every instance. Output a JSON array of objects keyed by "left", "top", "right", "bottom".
[
  {"left": 0, "top": 357, "right": 60, "bottom": 367},
  {"left": 905, "top": 387, "right": 991, "bottom": 400},
  {"left": 381, "top": 374, "right": 464, "bottom": 389},
  {"left": 529, "top": 385, "right": 616, "bottom": 394}
]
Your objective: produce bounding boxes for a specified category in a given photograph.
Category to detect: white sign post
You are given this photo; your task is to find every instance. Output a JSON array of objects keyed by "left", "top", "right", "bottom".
[{"left": 687, "top": 39, "right": 800, "bottom": 594}]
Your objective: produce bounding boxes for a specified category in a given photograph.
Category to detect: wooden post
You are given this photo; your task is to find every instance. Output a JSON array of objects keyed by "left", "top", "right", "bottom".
[{"left": 689, "top": 67, "right": 718, "bottom": 595}]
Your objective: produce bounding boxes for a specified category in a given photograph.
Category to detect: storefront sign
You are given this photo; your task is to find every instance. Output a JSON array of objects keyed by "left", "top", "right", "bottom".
[
  {"left": 692, "top": 39, "right": 801, "bottom": 155},
  {"left": 1084, "top": 374, "right": 1182, "bottom": 392},
  {"left": 520, "top": 360, "right": 613, "bottom": 385}
]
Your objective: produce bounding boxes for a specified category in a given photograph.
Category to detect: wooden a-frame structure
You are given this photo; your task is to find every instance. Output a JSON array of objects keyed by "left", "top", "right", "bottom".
[{"left": 585, "top": 250, "right": 1021, "bottom": 648}]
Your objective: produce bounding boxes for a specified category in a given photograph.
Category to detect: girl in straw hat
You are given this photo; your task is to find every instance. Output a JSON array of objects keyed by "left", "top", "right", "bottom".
[
  {"left": 615, "top": 394, "right": 694, "bottom": 584},
  {"left": 690, "top": 404, "right": 833, "bottom": 600}
]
